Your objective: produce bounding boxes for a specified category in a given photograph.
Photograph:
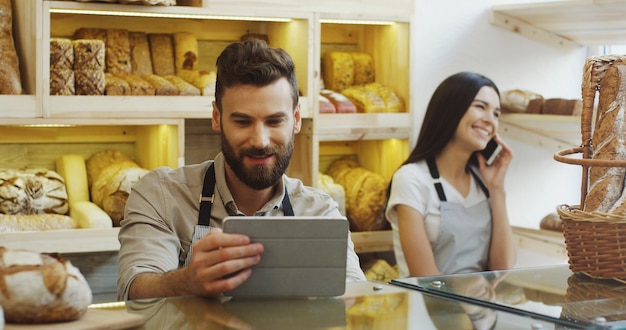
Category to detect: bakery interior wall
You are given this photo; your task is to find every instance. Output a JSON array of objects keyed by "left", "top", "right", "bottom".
[{"left": 410, "top": 0, "right": 587, "bottom": 229}]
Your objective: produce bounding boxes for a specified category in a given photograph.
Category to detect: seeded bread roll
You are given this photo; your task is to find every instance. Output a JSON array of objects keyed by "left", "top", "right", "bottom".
[
  {"left": 322, "top": 52, "right": 354, "bottom": 92},
  {"left": 0, "top": 247, "right": 92, "bottom": 323}
]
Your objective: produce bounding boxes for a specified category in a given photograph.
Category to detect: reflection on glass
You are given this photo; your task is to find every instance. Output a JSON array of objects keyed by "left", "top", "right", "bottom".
[{"left": 391, "top": 265, "right": 626, "bottom": 329}]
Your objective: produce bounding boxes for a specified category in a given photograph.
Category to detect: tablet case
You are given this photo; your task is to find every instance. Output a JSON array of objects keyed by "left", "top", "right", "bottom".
[{"left": 222, "top": 216, "right": 349, "bottom": 298}]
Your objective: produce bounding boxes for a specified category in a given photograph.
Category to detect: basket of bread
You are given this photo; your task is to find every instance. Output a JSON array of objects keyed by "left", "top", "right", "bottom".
[{"left": 554, "top": 54, "right": 626, "bottom": 283}]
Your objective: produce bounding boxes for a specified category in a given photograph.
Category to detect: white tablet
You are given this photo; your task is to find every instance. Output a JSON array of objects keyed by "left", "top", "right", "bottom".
[{"left": 222, "top": 215, "right": 349, "bottom": 298}]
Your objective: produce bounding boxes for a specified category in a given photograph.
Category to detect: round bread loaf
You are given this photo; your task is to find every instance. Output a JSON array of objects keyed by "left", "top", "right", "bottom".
[
  {"left": 0, "top": 168, "right": 69, "bottom": 215},
  {"left": 327, "top": 157, "right": 388, "bottom": 231},
  {"left": 539, "top": 212, "right": 562, "bottom": 232},
  {"left": 85, "top": 149, "right": 134, "bottom": 188},
  {"left": 0, "top": 247, "right": 92, "bottom": 323}
]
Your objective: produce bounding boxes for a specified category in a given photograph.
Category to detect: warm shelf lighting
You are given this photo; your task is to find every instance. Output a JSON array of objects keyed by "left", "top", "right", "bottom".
[
  {"left": 17, "top": 124, "right": 77, "bottom": 128},
  {"left": 320, "top": 18, "right": 395, "bottom": 25},
  {"left": 49, "top": 8, "right": 292, "bottom": 22}
]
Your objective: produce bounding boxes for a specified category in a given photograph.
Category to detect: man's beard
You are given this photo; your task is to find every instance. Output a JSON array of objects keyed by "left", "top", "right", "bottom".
[{"left": 221, "top": 132, "right": 294, "bottom": 190}]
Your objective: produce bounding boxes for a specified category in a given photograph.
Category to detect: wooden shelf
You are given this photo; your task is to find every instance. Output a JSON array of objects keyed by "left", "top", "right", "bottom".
[
  {"left": 490, "top": 0, "right": 626, "bottom": 49},
  {"left": 499, "top": 113, "right": 581, "bottom": 151},
  {"left": 317, "top": 113, "right": 411, "bottom": 141},
  {"left": 351, "top": 230, "right": 393, "bottom": 254},
  {"left": 0, "top": 228, "right": 120, "bottom": 253}
]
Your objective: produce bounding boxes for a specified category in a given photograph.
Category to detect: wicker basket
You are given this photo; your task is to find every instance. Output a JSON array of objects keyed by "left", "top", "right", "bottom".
[
  {"left": 554, "top": 55, "right": 626, "bottom": 283},
  {"left": 561, "top": 273, "right": 626, "bottom": 323}
]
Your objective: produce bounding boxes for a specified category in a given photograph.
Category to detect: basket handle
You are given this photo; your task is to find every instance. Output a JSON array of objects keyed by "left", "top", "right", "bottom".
[{"left": 554, "top": 147, "right": 626, "bottom": 167}]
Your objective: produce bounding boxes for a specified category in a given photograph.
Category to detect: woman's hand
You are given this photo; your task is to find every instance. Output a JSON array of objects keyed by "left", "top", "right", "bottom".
[{"left": 477, "top": 135, "right": 513, "bottom": 191}]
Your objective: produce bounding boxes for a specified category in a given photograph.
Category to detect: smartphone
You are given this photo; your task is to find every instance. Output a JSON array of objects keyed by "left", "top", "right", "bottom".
[{"left": 480, "top": 138, "right": 503, "bottom": 166}]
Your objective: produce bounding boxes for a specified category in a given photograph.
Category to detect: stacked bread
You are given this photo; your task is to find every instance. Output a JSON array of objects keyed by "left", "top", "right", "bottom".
[
  {"left": 86, "top": 150, "right": 149, "bottom": 226},
  {"left": 321, "top": 51, "right": 404, "bottom": 113},
  {"left": 500, "top": 89, "right": 581, "bottom": 115},
  {"left": 327, "top": 157, "right": 388, "bottom": 232},
  {"left": 584, "top": 60, "right": 626, "bottom": 214},
  {"left": 50, "top": 27, "right": 214, "bottom": 95},
  {"left": 0, "top": 0, "right": 22, "bottom": 94}
]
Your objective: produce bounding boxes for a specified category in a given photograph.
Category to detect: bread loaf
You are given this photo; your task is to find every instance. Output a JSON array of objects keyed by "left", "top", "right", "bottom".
[
  {"left": 74, "top": 69, "right": 105, "bottom": 95},
  {"left": 104, "top": 73, "right": 131, "bottom": 95},
  {"left": 341, "top": 85, "right": 386, "bottom": 113},
  {"left": 364, "top": 82, "right": 404, "bottom": 113},
  {"left": 74, "top": 28, "right": 106, "bottom": 41},
  {"left": 327, "top": 157, "right": 388, "bottom": 231},
  {"left": 86, "top": 150, "right": 134, "bottom": 187},
  {"left": 585, "top": 62, "right": 626, "bottom": 213},
  {"left": 93, "top": 165, "right": 149, "bottom": 226},
  {"left": 351, "top": 52, "right": 375, "bottom": 85},
  {"left": 165, "top": 75, "right": 201, "bottom": 95},
  {"left": 539, "top": 212, "right": 562, "bottom": 232},
  {"left": 500, "top": 89, "right": 543, "bottom": 113},
  {"left": 50, "top": 68, "right": 75, "bottom": 95},
  {"left": 118, "top": 74, "right": 155, "bottom": 95},
  {"left": 141, "top": 74, "right": 179, "bottom": 95},
  {"left": 321, "top": 89, "right": 356, "bottom": 113},
  {"left": 105, "top": 28, "right": 132, "bottom": 75},
  {"left": 72, "top": 39, "right": 105, "bottom": 70},
  {"left": 173, "top": 32, "right": 198, "bottom": 72},
  {"left": 319, "top": 94, "right": 336, "bottom": 113},
  {"left": 148, "top": 33, "right": 176, "bottom": 76},
  {"left": 0, "top": 0, "right": 22, "bottom": 95},
  {"left": 129, "top": 31, "right": 153, "bottom": 76},
  {"left": 50, "top": 38, "right": 74, "bottom": 69},
  {"left": 0, "top": 168, "right": 69, "bottom": 215},
  {"left": 0, "top": 247, "right": 92, "bottom": 323},
  {"left": 0, "top": 214, "right": 77, "bottom": 232},
  {"left": 322, "top": 52, "right": 354, "bottom": 92}
]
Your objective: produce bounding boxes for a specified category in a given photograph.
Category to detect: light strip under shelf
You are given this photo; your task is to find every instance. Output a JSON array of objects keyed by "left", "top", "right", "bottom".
[
  {"left": 49, "top": 8, "right": 292, "bottom": 22},
  {"left": 320, "top": 18, "right": 395, "bottom": 25}
]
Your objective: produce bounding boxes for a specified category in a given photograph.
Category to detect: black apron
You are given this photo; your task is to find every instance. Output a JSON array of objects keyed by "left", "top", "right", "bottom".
[{"left": 184, "top": 163, "right": 294, "bottom": 266}]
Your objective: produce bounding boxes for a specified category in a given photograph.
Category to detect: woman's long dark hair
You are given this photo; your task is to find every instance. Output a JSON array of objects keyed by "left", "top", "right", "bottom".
[{"left": 404, "top": 71, "right": 500, "bottom": 166}]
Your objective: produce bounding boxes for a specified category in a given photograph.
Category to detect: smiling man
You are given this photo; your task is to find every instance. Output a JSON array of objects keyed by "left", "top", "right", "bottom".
[{"left": 117, "top": 39, "right": 366, "bottom": 301}]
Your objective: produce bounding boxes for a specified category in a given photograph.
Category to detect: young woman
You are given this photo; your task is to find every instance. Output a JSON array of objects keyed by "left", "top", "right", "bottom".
[{"left": 385, "top": 71, "right": 516, "bottom": 277}]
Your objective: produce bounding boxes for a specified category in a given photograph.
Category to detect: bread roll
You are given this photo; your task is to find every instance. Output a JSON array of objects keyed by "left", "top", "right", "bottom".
[
  {"left": 0, "top": 0, "right": 22, "bottom": 95},
  {"left": 94, "top": 166, "right": 149, "bottom": 226},
  {"left": 0, "top": 168, "right": 69, "bottom": 215},
  {"left": 104, "top": 73, "right": 131, "bottom": 95},
  {"left": 0, "top": 214, "right": 77, "bottom": 232},
  {"left": 364, "top": 82, "right": 404, "bottom": 113},
  {"left": 164, "top": 75, "right": 200, "bottom": 95},
  {"left": 141, "top": 74, "right": 179, "bottom": 95},
  {"left": 0, "top": 247, "right": 92, "bottom": 323},
  {"left": 539, "top": 213, "right": 562, "bottom": 232},
  {"left": 118, "top": 74, "right": 156, "bottom": 96},
  {"left": 129, "top": 31, "right": 153, "bottom": 76}
]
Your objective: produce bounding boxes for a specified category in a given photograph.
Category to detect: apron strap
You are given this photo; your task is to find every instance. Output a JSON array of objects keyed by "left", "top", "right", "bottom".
[
  {"left": 468, "top": 167, "right": 490, "bottom": 198},
  {"left": 426, "top": 158, "right": 447, "bottom": 202},
  {"left": 197, "top": 163, "right": 294, "bottom": 225},
  {"left": 198, "top": 163, "right": 216, "bottom": 226}
]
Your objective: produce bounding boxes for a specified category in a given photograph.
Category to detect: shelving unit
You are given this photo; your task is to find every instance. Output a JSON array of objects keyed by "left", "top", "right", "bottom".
[{"left": 490, "top": 0, "right": 626, "bottom": 49}]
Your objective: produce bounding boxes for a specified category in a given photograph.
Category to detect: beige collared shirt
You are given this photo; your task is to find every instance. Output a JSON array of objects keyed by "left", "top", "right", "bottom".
[{"left": 117, "top": 153, "right": 366, "bottom": 300}]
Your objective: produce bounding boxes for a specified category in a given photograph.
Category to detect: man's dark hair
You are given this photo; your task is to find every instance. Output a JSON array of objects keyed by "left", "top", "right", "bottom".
[{"left": 214, "top": 39, "right": 299, "bottom": 112}]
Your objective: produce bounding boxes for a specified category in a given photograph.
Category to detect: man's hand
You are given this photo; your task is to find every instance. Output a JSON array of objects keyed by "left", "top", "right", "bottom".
[{"left": 186, "top": 228, "right": 264, "bottom": 297}]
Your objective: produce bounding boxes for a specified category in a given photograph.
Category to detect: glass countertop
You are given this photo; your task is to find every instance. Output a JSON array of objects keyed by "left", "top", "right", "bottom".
[{"left": 391, "top": 264, "right": 626, "bottom": 330}]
